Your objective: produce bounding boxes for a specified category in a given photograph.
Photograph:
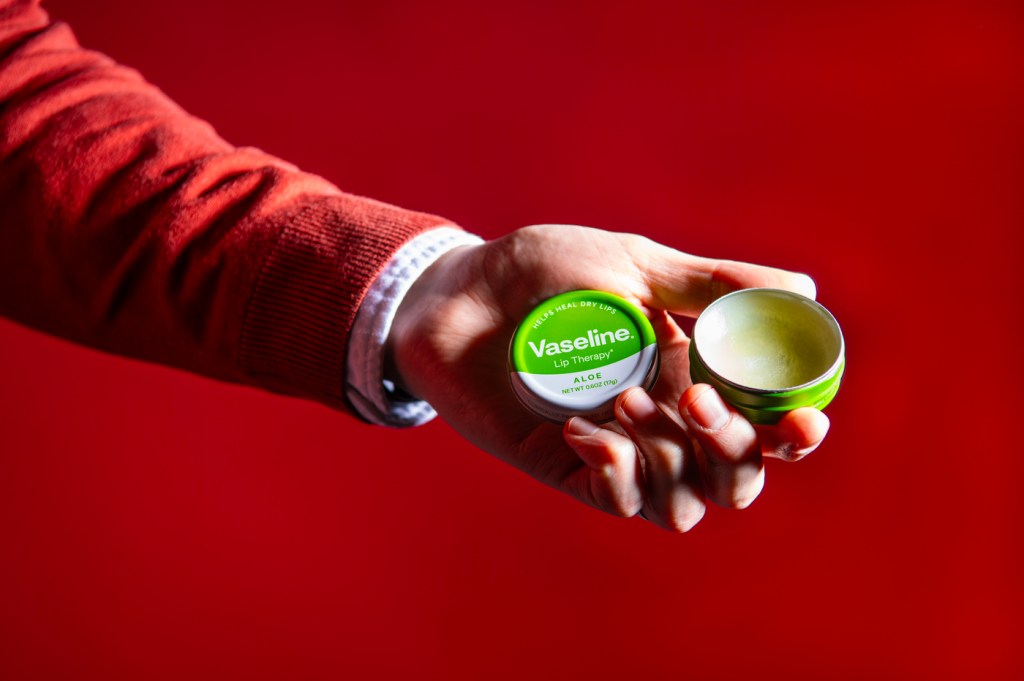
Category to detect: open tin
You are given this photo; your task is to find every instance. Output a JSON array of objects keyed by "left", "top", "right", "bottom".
[{"left": 688, "top": 288, "right": 845, "bottom": 425}]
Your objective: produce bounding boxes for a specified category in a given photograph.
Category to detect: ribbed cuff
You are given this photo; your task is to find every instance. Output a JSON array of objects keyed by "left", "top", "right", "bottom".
[
  {"left": 237, "top": 193, "right": 454, "bottom": 411},
  {"left": 346, "top": 227, "right": 485, "bottom": 427}
]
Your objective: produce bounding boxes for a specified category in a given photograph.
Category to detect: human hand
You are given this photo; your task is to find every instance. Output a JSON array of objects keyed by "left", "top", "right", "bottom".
[{"left": 388, "top": 224, "right": 830, "bottom": 532}]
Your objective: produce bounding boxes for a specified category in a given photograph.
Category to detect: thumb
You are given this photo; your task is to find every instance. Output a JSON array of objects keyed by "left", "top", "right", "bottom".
[{"left": 625, "top": 236, "right": 817, "bottom": 317}]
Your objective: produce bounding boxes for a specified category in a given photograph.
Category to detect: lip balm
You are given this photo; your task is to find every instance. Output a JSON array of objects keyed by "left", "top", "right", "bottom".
[
  {"left": 688, "top": 288, "right": 845, "bottom": 424},
  {"left": 509, "top": 290, "right": 659, "bottom": 423}
]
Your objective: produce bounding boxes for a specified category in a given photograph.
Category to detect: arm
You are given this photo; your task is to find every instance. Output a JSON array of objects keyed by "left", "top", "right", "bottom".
[
  {"left": 0, "top": 0, "right": 454, "bottom": 411},
  {"left": 1, "top": 3, "right": 832, "bottom": 532}
]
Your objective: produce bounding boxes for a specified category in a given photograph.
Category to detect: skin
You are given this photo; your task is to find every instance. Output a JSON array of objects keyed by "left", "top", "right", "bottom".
[{"left": 387, "top": 224, "right": 830, "bottom": 533}]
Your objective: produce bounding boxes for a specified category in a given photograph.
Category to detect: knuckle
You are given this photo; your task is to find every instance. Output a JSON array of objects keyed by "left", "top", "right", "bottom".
[
  {"left": 609, "top": 497, "right": 642, "bottom": 519},
  {"left": 709, "top": 260, "right": 732, "bottom": 302},
  {"left": 636, "top": 436, "right": 687, "bottom": 480},
  {"left": 724, "top": 470, "right": 765, "bottom": 509},
  {"left": 617, "top": 230, "right": 648, "bottom": 249},
  {"left": 729, "top": 494, "right": 756, "bottom": 510},
  {"left": 705, "top": 423, "right": 759, "bottom": 464},
  {"left": 665, "top": 498, "right": 706, "bottom": 533},
  {"left": 608, "top": 436, "right": 639, "bottom": 461},
  {"left": 665, "top": 510, "right": 703, "bottom": 533}
]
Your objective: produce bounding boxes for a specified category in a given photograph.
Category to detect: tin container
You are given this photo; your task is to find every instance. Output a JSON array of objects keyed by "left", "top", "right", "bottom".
[
  {"left": 688, "top": 288, "right": 845, "bottom": 425},
  {"left": 509, "top": 290, "right": 660, "bottom": 423}
]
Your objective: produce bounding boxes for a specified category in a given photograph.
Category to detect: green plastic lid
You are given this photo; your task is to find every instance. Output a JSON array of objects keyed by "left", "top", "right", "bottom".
[{"left": 509, "top": 290, "right": 659, "bottom": 422}]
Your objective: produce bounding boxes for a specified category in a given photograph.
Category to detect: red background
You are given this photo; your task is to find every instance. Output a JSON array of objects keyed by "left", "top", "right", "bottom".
[{"left": 2, "top": 1, "right": 1022, "bottom": 678}]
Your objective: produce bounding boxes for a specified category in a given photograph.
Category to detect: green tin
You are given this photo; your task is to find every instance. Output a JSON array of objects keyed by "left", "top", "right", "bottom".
[
  {"left": 509, "top": 290, "right": 660, "bottom": 423},
  {"left": 688, "top": 288, "right": 845, "bottom": 425}
]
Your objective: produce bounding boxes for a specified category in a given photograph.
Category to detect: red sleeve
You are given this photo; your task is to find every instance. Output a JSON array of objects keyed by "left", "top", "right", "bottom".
[{"left": 0, "top": 1, "right": 455, "bottom": 412}]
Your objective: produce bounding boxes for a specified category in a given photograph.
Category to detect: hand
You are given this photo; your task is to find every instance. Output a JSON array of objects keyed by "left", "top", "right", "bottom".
[{"left": 388, "top": 224, "right": 830, "bottom": 532}]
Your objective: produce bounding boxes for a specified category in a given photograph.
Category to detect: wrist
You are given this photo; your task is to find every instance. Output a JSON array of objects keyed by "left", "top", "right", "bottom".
[
  {"left": 387, "top": 242, "right": 482, "bottom": 401},
  {"left": 345, "top": 227, "right": 483, "bottom": 426}
]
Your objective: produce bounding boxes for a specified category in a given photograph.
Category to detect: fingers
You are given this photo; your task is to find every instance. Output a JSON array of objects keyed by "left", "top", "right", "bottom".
[
  {"left": 644, "top": 311, "right": 693, "bottom": 420},
  {"left": 758, "top": 408, "right": 830, "bottom": 461},
  {"left": 563, "top": 386, "right": 828, "bottom": 528},
  {"left": 614, "top": 388, "right": 706, "bottom": 532},
  {"left": 678, "top": 384, "right": 765, "bottom": 509},
  {"left": 563, "top": 417, "right": 644, "bottom": 518},
  {"left": 627, "top": 235, "right": 816, "bottom": 317}
]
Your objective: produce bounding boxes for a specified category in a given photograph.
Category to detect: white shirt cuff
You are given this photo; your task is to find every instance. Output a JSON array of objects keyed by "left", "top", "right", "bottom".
[{"left": 345, "top": 226, "right": 485, "bottom": 427}]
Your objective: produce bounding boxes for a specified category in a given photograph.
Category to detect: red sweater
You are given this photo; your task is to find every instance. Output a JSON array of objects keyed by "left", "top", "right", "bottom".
[{"left": 0, "top": 1, "right": 455, "bottom": 414}]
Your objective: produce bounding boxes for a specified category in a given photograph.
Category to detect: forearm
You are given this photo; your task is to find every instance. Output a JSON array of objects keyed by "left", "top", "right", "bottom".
[{"left": 0, "top": 1, "right": 453, "bottom": 411}]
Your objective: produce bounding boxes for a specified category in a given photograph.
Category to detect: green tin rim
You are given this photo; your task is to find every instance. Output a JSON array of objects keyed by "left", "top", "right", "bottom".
[{"left": 690, "top": 344, "right": 844, "bottom": 424}]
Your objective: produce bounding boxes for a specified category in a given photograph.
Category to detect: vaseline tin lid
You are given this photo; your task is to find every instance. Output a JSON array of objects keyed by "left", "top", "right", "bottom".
[{"left": 509, "top": 290, "right": 659, "bottom": 423}]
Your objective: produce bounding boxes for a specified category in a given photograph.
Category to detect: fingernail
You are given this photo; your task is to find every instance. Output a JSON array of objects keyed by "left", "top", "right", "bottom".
[
  {"left": 686, "top": 387, "right": 729, "bottom": 431},
  {"left": 565, "top": 416, "right": 600, "bottom": 437},
  {"left": 794, "top": 273, "right": 817, "bottom": 299},
  {"left": 620, "top": 388, "right": 660, "bottom": 425}
]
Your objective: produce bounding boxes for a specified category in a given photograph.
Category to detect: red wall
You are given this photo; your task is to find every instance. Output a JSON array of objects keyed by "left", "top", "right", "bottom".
[{"left": 1, "top": 1, "right": 1021, "bottom": 678}]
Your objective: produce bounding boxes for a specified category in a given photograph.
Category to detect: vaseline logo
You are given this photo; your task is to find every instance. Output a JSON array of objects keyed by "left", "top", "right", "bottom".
[
  {"left": 527, "top": 328, "right": 633, "bottom": 357},
  {"left": 509, "top": 290, "right": 659, "bottom": 422}
]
